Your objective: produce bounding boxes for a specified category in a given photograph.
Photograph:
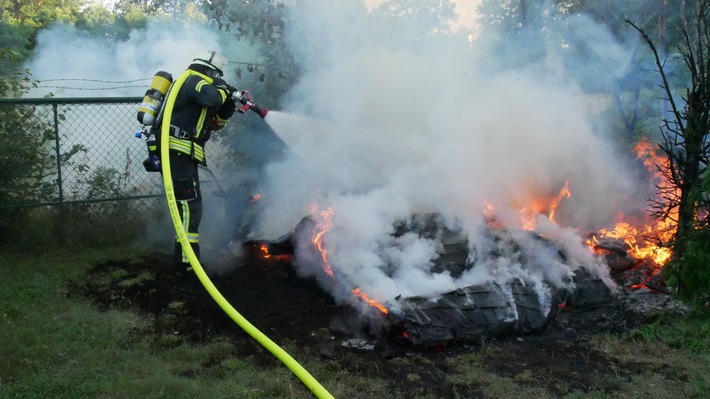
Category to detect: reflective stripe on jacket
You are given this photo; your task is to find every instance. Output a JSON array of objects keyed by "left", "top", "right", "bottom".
[
  {"left": 168, "top": 136, "right": 205, "bottom": 163},
  {"left": 166, "top": 70, "right": 229, "bottom": 165}
]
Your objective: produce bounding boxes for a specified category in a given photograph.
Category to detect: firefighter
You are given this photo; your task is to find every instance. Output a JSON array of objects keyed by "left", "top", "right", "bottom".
[{"left": 162, "top": 50, "right": 238, "bottom": 268}]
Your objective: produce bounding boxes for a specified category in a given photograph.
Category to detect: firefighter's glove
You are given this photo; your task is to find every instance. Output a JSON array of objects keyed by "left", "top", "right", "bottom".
[
  {"left": 212, "top": 77, "right": 234, "bottom": 97},
  {"left": 210, "top": 115, "right": 229, "bottom": 131}
]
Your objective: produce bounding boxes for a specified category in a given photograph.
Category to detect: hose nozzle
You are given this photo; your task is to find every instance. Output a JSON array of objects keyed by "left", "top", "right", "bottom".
[
  {"left": 235, "top": 90, "right": 269, "bottom": 119},
  {"left": 250, "top": 103, "right": 269, "bottom": 118}
]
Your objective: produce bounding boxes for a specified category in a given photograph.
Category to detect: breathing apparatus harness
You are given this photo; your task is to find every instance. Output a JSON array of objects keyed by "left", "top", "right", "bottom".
[{"left": 136, "top": 69, "right": 268, "bottom": 173}]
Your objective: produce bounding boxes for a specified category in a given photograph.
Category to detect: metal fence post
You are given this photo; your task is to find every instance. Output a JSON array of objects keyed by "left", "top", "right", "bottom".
[{"left": 52, "top": 103, "right": 65, "bottom": 245}]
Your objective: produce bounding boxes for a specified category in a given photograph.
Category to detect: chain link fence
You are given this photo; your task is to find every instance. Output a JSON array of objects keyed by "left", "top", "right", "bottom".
[{"left": 0, "top": 97, "right": 167, "bottom": 249}]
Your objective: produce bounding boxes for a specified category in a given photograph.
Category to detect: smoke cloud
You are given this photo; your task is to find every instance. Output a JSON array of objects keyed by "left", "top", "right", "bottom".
[
  {"left": 255, "top": 0, "right": 638, "bottom": 308},
  {"left": 26, "top": 20, "right": 227, "bottom": 97},
  {"left": 21, "top": 2, "right": 644, "bottom": 314}
]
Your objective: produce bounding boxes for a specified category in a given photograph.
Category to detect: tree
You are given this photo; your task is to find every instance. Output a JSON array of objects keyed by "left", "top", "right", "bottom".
[
  {"left": 0, "top": 64, "right": 59, "bottom": 244},
  {"left": 478, "top": 0, "right": 551, "bottom": 32},
  {"left": 475, "top": 1, "right": 690, "bottom": 144},
  {"left": 202, "top": 0, "right": 297, "bottom": 110},
  {"left": 0, "top": 20, "right": 33, "bottom": 71},
  {"left": 0, "top": 0, "right": 84, "bottom": 28},
  {"left": 74, "top": 3, "right": 117, "bottom": 38},
  {"left": 0, "top": 0, "right": 85, "bottom": 68},
  {"left": 369, "top": 0, "right": 456, "bottom": 35},
  {"left": 627, "top": 0, "right": 710, "bottom": 297}
]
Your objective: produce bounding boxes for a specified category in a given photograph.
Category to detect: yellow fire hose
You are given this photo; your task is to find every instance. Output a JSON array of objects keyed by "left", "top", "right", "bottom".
[{"left": 160, "top": 70, "right": 335, "bottom": 399}]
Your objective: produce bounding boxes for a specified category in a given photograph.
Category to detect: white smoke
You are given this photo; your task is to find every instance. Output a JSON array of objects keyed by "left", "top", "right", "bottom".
[
  {"left": 20, "top": 2, "right": 641, "bottom": 311},
  {"left": 255, "top": 0, "right": 637, "bottom": 307},
  {"left": 25, "top": 20, "right": 226, "bottom": 97}
]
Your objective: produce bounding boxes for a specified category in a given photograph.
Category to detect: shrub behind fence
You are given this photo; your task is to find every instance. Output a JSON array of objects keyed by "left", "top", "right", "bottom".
[{"left": 0, "top": 97, "right": 165, "bottom": 249}]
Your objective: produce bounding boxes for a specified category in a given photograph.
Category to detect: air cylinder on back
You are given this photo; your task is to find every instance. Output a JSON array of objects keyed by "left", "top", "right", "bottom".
[{"left": 137, "top": 71, "right": 173, "bottom": 126}]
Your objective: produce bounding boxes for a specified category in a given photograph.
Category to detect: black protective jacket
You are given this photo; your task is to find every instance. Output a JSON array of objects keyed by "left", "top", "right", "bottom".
[{"left": 165, "top": 67, "right": 236, "bottom": 165}]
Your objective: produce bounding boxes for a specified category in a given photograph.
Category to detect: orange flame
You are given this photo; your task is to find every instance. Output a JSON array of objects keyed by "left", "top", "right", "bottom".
[
  {"left": 255, "top": 243, "right": 292, "bottom": 262},
  {"left": 509, "top": 181, "right": 572, "bottom": 230},
  {"left": 482, "top": 137, "right": 675, "bottom": 269},
  {"left": 310, "top": 206, "right": 390, "bottom": 314},
  {"left": 259, "top": 243, "right": 271, "bottom": 258},
  {"left": 352, "top": 288, "right": 389, "bottom": 314},
  {"left": 312, "top": 207, "right": 335, "bottom": 279},
  {"left": 593, "top": 221, "right": 672, "bottom": 265},
  {"left": 548, "top": 181, "right": 571, "bottom": 224},
  {"left": 589, "top": 138, "right": 677, "bottom": 266}
]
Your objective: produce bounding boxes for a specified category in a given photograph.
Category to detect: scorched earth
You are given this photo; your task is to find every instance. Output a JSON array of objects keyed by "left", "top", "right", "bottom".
[{"left": 70, "top": 243, "right": 687, "bottom": 399}]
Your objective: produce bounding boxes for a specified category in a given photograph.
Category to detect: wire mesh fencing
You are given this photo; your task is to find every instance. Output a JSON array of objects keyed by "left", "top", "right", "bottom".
[{"left": 0, "top": 97, "right": 166, "bottom": 249}]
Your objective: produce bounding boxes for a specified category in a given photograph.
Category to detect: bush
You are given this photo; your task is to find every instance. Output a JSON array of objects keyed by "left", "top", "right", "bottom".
[{"left": 668, "top": 227, "right": 710, "bottom": 300}]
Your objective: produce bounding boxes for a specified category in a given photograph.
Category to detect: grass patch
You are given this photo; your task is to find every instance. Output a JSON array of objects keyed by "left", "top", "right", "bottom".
[
  {"left": 624, "top": 307, "right": 710, "bottom": 352},
  {"left": 1, "top": 245, "right": 709, "bottom": 399},
  {"left": 0, "top": 246, "right": 312, "bottom": 399}
]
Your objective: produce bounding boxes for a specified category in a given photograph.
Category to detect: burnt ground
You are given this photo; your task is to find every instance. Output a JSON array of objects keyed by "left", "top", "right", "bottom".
[{"left": 69, "top": 248, "right": 687, "bottom": 398}]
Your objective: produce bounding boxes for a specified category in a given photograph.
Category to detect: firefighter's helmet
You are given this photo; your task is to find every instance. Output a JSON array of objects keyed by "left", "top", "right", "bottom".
[{"left": 192, "top": 50, "right": 226, "bottom": 78}]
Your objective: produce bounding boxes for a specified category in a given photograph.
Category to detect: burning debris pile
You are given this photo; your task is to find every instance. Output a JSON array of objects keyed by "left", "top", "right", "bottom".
[
  {"left": 350, "top": 214, "right": 615, "bottom": 345},
  {"left": 242, "top": 138, "right": 683, "bottom": 347},
  {"left": 254, "top": 213, "right": 619, "bottom": 346}
]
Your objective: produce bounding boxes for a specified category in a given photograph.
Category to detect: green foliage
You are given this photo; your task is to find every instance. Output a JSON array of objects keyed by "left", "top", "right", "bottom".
[
  {"left": 626, "top": 306, "right": 710, "bottom": 352},
  {"left": 667, "top": 227, "right": 710, "bottom": 299},
  {"left": 110, "top": 3, "right": 156, "bottom": 39},
  {"left": 0, "top": 88, "right": 158, "bottom": 249},
  {"left": 0, "top": 67, "right": 56, "bottom": 247},
  {"left": 0, "top": 0, "right": 82, "bottom": 66},
  {"left": 0, "top": 22, "right": 33, "bottom": 69},
  {"left": 206, "top": 0, "right": 296, "bottom": 97},
  {"left": 627, "top": 2, "right": 710, "bottom": 298},
  {"left": 0, "top": 0, "right": 83, "bottom": 28},
  {"left": 370, "top": 0, "right": 457, "bottom": 35},
  {"left": 72, "top": 3, "right": 153, "bottom": 40},
  {"left": 0, "top": 75, "right": 57, "bottom": 209},
  {"left": 84, "top": 166, "right": 128, "bottom": 199},
  {"left": 74, "top": 4, "right": 117, "bottom": 36}
]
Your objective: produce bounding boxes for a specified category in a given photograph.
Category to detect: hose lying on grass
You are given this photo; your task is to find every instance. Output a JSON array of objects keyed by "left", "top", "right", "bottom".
[{"left": 159, "top": 69, "right": 335, "bottom": 399}]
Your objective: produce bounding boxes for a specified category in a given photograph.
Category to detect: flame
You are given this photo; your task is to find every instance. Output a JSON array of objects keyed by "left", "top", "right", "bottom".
[
  {"left": 301, "top": 137, "right": 676, "bottom": 306},
  {"left": 352, "top": 288, "right": 389, "bottom": 314},
  {"left": 249, "top": 193, "right": 262, "bottom": 202},
  {"left": 508, "top": 181, "right": 572, "bottom": 230},
  {"left": 482, "top": 202, "right": 506, "bottom": 229},
  {"left": 259, "top": 243, "right": 271, "bottom": 258},
  {"left": 312, "top": 207, "right": 335, "bottom": 279},
  {"left": 548, "top": 181, "right": 571, "bottom": 224},
  {"left": 254, "top": 242, "right": 292, "bottom": 262},
  {"left": 589, "top": 138, "right": 677, "bottom": 266},
  {"left": 482, "top": 137, "right": 675, "bottom": 269},
  {"left": 310, "top": 206, "right": 390, "bottom": 314},
  {"left": 594, "top": 221, "right": 673, "bottom": 265}
]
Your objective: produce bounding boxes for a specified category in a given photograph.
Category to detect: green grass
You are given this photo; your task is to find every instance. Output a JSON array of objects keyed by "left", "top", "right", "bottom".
[
  {"left": 1, "top": 245, "right": 709, "bottom": 399},
  {"left": 0, "top": 246, "right": 310, "bottom": 399},
  {"left": 590, "top": 334, "right": 710, "bottom": 399},
  {"left": 0, "top": 245, "right": 399, "bottom": 399},
  {"left": 625, "top": 309, "right": 710, "bottom": 352}
]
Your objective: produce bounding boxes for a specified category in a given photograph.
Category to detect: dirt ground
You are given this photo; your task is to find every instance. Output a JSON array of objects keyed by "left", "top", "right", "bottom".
[{"left": 70, "top": 247, "right": 680, "bottom": 398}]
